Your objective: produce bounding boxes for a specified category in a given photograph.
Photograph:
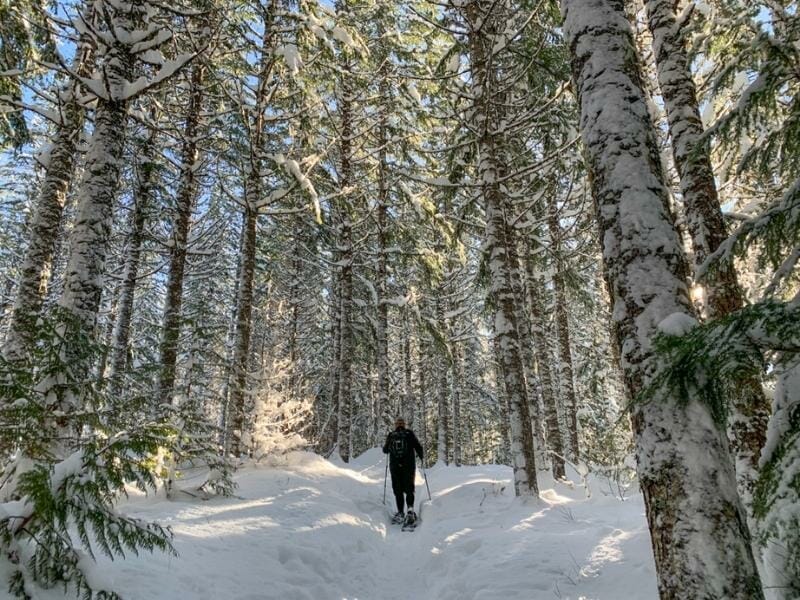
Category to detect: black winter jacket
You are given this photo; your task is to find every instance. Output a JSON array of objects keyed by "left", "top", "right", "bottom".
[{"left": 382, "top": 427, "right": 423, "bottom": 469}]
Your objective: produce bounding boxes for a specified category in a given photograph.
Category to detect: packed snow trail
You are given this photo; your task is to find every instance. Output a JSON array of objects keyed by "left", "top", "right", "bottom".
[{"left": 71, "top": 450, "right": 657, "bottom": 600}]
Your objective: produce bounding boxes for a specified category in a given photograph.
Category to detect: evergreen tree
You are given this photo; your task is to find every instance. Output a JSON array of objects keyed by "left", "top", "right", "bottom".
[{"left": 562, "top": 0, "right": 763, "bottom": 595}]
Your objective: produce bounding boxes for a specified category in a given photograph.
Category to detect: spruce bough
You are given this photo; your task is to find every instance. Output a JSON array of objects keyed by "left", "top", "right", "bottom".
[{"left": 0, "top": 311, "right": 180, "bottom": 599}]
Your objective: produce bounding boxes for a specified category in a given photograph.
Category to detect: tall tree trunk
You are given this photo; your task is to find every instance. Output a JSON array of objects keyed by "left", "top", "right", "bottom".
[
  {"left": 2, "top": 7, "right": 95, "bottom": 362},
  {"left": 228, "top": 202, "right": 258, "bottom": 457},
  {"left": 220, "top": 220, "right": 246, "bottom": 446},
  {"left": 451, "top": 342, "right": 463, "bottom": 467},
  {"left": 41, "top": 198, "right": 74, "bottom": 312},
  {"left": 228, "top": 11, "right": 276, "bottom": 455},
  {"left": 488, "top": 208, "right": 539, "bottom": 496},
  {"left": 327, "top": 277, "right": 341, "bottom": 453},
  {"left": 546, "top": 196, "right": 580, "bottom": 460},
  {"left": 334, "top": 202, "right": 354, "bottom": 465},
  {"left": 59, "top": 63, "right": 132, "bottom": 333},
  {"left": 374, "top": 67, "right": 390, "bottom": 446},
  {"left": 525, "top": 257, "right": 567, "bottom": 479},
  {"left": 513, "top": 240, "right": 549, "bottom": 470},
  {"left": 287, "top": 231, "right": 303, "bottom": 402},
  {"left": 418, "top": 341, "right": 428, "bottom": 464},
  {"left": 52, "top": 3, "right": 149, "bottom": 448},
  {"left": 336, "top": 52, "right": 355, "bottom": 464},
  {"left": 157, "top": 63, "right": 206, "bottom": 404},
  {"left": 562, "top": 1, "right": 763, "bottom": 596},
  {"left": 403, "top": 310, "right": 413, "bottom": 414},
  {"left": 108, "top": 123, "right": 158, "bottom": 391},
  {"left": 642, "top": 0, "right": 769, "bottom": 513},
  {"left": 466, "top": 0, "right": 538, "bottom": 496},
  {"left": 435, "top": 296, "right": 449, "bottom": 465}
]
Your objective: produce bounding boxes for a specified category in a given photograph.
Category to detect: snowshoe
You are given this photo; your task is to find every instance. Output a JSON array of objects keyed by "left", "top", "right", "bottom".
[
  {"left": 391, "top": 511, "right": 405, "bottom": 524},
  {"left": 402, "top": 510, "right": 419, "bottom": 532}
]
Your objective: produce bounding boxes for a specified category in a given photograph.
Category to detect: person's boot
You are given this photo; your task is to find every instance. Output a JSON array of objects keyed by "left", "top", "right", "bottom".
[
  {"left": 391, "top": 511, "right": 405, "bottom": 524},
  {"left": 403, "top": 510, "right": 417, "bottom": 526}
]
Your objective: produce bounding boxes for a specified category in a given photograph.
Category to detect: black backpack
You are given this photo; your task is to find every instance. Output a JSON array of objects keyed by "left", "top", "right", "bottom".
[{"left": 389, "top": 430, "right": 410, "bottom": 461}]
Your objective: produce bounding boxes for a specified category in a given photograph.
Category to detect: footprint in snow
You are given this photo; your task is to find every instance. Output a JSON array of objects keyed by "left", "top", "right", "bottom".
[{"left": 458, "top": 538, "right": 482, "bottom": 555}]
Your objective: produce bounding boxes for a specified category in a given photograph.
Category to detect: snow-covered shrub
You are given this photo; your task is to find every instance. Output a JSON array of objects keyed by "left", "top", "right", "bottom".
[
  {"left": 0, "top": 311, "right": 177, "bottom": 598},
  {"left": 576, "top": 364, "right": 635, "bottom": 500},
  {"left": 0, "top": 440, "right": 175, "bottom": 599},
  {"left": 590, "top": 457, "right": 638, "bottom": 501},
  {"left": 244, "top": 356, "right": 312, "bottom": 461},
  {"left": 160, "top": 398, "right": 236, "bottom": 500}
]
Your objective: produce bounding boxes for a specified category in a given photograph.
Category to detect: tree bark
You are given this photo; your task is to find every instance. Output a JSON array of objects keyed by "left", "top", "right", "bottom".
[
  {"left": 492, "top": 336, "right": 511, "bottom": 465},
  {"left": 466, "top": 0, "right": 538, "bottom": 496},
  {"left": 228, "top": 9, "right": 277, "bottom": 455},
  {"left": 435, "top": 296, "right": 450, "bottom": 465},
  {"left": 227, "top": 201, "right": 258, "bottom": 457},
  {"left": 512, "top": 240, "right": 549, "bottom": 471},
  {"left": 59, "top": 71, "right": 131, "bottom": 332},
  {"left": 374, "top": 65, "right": 390, "bottom": 445},
  {"left": 546, "top": 196, "right": 580, "bottom": 460},
  {"left": 562, "top": 1, "right": 763, "bottom": 596},
  {"left": 755, "top": 353, "right": 800, "bottom": 598},
  {"left": 403, "top": 310, "right": 414, "bottom": 417},
  {"left": 2, "top": 6, "right": 95, "bottom": 362},
  {"left": 642, "top": 0, "right": 769, "bottom": 513},
  {"left": 108, "top": 123, "right": 158, "bottom": 391},
  {"left": 327, "top": 276, "right": 341, "bottom": 453},
  {"left": 451, "top": 342, "right": 463, "bottom": 467},
  {"left": 335, "top": 50, "right": 355, "bottom": 464},
  {"left": 157, "top": 62, "right": 206, "bottom": 404},
  {"left": 418, "top": 341, "right": 429, "bottom": 464},
  {"left": 524, "top": 257, "right": 567, "bottom": 479},
  {"left": 497, "top": 216, "right": 539, "bottom": 493}
]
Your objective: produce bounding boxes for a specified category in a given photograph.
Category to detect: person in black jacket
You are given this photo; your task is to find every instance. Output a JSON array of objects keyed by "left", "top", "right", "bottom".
[{"left": 383, "top": 416, "right": 424, "bottom": 524}]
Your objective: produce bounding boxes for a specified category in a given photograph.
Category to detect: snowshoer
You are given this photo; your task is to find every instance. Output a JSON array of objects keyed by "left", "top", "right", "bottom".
[{"left": 383, "top": 417, "right": 423, "bottom": 526}]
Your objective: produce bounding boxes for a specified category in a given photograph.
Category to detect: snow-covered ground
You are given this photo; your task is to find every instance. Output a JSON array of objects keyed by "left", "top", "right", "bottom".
[{"left": 85, "top": 450, "right": 657, "bottom": 600}]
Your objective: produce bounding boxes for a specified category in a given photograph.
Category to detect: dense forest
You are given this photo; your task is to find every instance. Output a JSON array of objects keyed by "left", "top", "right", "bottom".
[{"left": 0, "top": 0, "right": 797, "bottom": 598}]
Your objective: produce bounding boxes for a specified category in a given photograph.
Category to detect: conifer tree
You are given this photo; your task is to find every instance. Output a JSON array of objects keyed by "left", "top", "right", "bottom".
[
  {"left": 561, "top": 0, "right": 763, "bottom": 596},
  {"left": 0, "top": 1, "right": 204, "bottom": 593},
  {"left": 2, "top": 2, "right": 95, "bottom": 363},
  {"left": 641, "top": 0, "right": 770, "bottom": 513},
  {"left": 108, "top": 109, "right": 161, "bottom": 392},
  {"left": 461, "top": 0, "right": 539, "bottom": 496}
]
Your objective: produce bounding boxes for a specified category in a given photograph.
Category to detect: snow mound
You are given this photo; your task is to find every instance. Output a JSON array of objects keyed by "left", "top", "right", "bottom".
[
  {"left": 657, "top": 311, "right": 698, "bottom": 336},
  {"left": 350, "top": 446, "right": 387, "bottom": 468},
  {"left": 79, "top": 454, "right": 656, "bottom": 600}
]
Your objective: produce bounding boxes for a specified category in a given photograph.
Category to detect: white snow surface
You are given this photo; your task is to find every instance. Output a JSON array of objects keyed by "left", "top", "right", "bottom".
[
  {"left": 656, "top": 311, "right": 698, "bottom": 336},
  {"left": 57, "top": 450, "right": 656, "bottom": 599}
]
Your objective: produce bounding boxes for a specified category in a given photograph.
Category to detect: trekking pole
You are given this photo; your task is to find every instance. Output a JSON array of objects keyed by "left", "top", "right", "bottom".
[
  {"left": 420, "top": 457, "right": 432, "bottom": 502},
  {"left": 382, "top": 453, "right": 389, "bottom": 505}
]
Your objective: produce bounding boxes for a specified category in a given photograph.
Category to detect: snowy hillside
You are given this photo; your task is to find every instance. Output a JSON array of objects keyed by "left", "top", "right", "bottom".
[{"left": 81, "top": 450, "right": 656, "bottom": 600}]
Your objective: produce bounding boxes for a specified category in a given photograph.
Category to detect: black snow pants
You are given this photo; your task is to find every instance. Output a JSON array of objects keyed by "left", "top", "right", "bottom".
[{"left": 390, "top": 464, "right": 415, "bottom": 513}]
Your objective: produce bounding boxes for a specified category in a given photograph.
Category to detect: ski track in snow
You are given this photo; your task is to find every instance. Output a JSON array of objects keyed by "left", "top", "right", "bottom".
[{"left": 64, "top": 450, "right": 657, "bottom": 600}]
